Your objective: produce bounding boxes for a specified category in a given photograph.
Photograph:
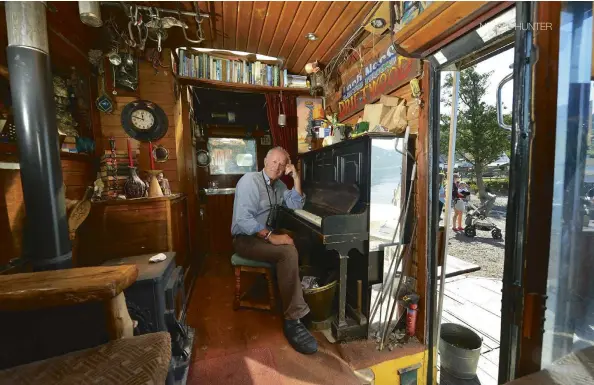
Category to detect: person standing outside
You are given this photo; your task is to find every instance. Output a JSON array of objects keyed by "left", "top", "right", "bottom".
[{"left": 452, "top": 173, "right": 469, "bottom": 231}]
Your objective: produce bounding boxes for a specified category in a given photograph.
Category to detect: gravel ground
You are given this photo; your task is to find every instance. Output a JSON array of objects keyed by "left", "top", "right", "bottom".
[{"left": 441, "top": 195, "right": 508, "bottom": 279}]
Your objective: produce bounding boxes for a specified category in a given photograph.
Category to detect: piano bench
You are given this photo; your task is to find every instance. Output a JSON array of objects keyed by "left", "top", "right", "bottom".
[{"left": 231, "top": 254, "right": 276, "bottom": 312}]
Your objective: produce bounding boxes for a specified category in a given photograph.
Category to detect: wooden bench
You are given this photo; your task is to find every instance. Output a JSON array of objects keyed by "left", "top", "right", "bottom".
[{"left": 0, "top": 265, "right": 171, "bottom": 384}]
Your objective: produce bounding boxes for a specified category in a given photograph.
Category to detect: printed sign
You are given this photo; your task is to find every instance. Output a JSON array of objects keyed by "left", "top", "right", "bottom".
[
  {"left": 296, "top": 97, "right": 323, "bottom": 154},
  {"left": 338, "top": 44, "right": 420, "bottom": 121}
]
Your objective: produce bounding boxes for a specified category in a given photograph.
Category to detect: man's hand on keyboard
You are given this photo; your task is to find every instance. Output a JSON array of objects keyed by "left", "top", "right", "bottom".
[{"left": 269, "top": 234, "right": 294, "bottom": 246}]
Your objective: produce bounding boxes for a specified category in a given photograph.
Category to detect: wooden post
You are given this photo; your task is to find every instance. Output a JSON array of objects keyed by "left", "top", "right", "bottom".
[{"left": 104, "top": 292, "right": 134, "bottom": 339}]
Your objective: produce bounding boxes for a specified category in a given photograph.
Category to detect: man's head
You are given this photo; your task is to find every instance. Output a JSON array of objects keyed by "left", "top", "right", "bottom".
[
  {"left": 264, "top": 146, "right": 290, "bottom": 181},
  {"left": 453, "top": 173, "right": 460, "bottom": 183}
]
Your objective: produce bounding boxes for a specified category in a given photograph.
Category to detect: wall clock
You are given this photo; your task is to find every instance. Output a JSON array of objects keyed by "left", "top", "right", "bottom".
[
  {"left": 121, "top": 100, "right": 168, "bottom": 142},
  {"left": 196, "top": 149, "right": 210, "bottom": 167}
]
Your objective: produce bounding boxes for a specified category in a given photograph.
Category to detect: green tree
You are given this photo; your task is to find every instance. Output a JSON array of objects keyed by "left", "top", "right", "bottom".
[{"left": 441, "top": 68, "right": 511, "bottom": 201}]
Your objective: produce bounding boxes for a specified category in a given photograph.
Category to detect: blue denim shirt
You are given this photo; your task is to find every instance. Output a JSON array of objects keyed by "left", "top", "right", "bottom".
[{"left": 231, "top": 171, "right": 305, "bottom": 236}]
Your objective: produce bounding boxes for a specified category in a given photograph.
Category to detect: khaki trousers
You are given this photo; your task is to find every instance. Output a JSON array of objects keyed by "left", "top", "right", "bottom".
[{"left": 233, "top": 235, "right": 310, "bottom": 320}]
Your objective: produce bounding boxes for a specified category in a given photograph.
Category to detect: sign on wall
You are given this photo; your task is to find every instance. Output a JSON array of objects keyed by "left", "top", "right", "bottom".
[
  {"left": 338, "top": 43, "right": 421, "bottom": 121},
  {"left": 296, "top": 97, "right": 323, "bottom": 154}
]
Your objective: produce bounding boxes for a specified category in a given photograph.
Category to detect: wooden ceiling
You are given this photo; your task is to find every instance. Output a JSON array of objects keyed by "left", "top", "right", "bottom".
[
  {"left": 145, "top": 1, "right": 379, "bottom": 74},
  {"left": 3, "top": 2, "right": 378, "bottom": 76}
]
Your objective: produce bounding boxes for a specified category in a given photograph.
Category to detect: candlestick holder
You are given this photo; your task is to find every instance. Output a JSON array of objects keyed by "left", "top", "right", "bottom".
[{"left": 147, "top": 170, "right": 164, "bottom": 198}]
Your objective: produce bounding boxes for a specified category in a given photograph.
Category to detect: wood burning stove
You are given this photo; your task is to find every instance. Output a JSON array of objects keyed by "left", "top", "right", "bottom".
[{"left": 102, "top": 252, "right": 194, "bottom": 385}]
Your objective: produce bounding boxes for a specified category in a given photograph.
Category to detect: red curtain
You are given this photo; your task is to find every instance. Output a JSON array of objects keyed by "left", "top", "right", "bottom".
[{"left": 265, "top": 93, "right": 298, "bottom": 189}]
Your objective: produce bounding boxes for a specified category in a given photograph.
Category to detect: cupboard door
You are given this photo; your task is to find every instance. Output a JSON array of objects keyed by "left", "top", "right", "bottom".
[{"left": 205, "top": 194, "right": 235, "bottom": 256}]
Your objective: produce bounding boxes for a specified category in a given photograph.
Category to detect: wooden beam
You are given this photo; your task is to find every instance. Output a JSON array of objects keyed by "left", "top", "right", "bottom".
[
  {"left": 415, "top": 61, "right": 430, "bottom": 344},
  {"left": 517, "top": 1, "right": 561, "bottom": 377}
]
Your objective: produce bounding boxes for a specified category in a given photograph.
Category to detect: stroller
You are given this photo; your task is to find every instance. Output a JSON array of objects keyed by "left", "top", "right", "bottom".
[{"left": 464, "top": 192, "right": 503, "bottom": 239}]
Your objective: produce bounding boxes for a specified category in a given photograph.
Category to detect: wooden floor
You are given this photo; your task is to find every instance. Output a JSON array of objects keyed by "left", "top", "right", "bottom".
[
  {"left": 185, "top": 252, "right": 425, "bottom": 385},
  {"left": 438, "top": 275, "right": 502, "bottom": 385}
]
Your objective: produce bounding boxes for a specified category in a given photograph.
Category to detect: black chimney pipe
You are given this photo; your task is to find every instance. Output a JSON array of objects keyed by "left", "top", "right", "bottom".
[{"left": 5, "top": 2, "right": 72, "bottom": 270}]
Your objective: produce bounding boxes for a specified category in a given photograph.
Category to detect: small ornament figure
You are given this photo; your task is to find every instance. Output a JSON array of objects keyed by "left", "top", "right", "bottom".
[
  {"left": 92, "top": 172, "right": 104, "bottom": 201},
  {"left": 157, "top": 172, "right": 171, "bottom": 196}
]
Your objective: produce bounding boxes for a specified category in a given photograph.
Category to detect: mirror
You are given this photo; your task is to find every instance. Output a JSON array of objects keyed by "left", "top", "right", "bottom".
[
  {"left": 207, "top": 137, "right": 257, "bottom": 175},
  {"left": 153, "top": 145, "right": 169, "bottom": 163},
  {"left": 236, "top": 153, "right": 254, "bottom": 167}
]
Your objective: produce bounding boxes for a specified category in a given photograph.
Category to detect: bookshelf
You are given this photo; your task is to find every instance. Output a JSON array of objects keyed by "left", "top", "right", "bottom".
[
  {"left": 173, "top": 49, "right": 310, "bottom": 94},
  {"left": 174, "top": 75, "right": 311, "bottom": 95}
]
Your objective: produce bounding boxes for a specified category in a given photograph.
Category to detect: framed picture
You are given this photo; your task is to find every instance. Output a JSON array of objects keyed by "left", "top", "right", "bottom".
[
  {"left": 297, "top": 97, "right": 323, "bottom": 153},
  {"left": 261, "top": 135, "right": 272, "bottom": 146}
]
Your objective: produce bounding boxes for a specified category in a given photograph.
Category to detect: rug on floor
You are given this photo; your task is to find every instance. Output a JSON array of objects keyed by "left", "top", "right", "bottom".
[{"left": 188, "top": 347, "right": 281, "bottom": 385}]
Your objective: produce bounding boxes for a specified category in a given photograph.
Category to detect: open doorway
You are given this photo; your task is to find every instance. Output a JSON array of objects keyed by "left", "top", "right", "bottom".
[
  {"left": 427, "top": 4, "right": 535, "bottom": 385},
  {"left": 437, "top": 48, "right": 513, "bottom": 385}
]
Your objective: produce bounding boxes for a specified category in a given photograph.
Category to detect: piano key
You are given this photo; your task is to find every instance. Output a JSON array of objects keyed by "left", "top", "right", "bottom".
[{"left": 293, "top": 209, "right": 322, "bottom": 227}]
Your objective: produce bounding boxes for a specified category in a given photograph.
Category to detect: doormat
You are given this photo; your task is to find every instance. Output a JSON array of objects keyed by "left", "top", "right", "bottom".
[{"left": 188, "top": 348, "right": 282, "bottom": 385}]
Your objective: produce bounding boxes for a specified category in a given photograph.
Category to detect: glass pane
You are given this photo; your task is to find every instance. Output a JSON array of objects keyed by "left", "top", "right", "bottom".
[
  {"left": 369, "top": 137, "right": 406, "bottom": 252},
  {"left": 542, "top": 1, "right": 593, "bottom": 368},
  {"left": 207, "top": 138, "right": 257, "bottom": 175}
]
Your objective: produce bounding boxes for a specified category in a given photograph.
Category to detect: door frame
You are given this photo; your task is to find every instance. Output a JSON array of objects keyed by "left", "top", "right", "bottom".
[
  {"left": 424, "top": 3, "right": 538, "bottom": 384},
  {"left": 514, "top": 2, "right": 562, "bottom": 378}
]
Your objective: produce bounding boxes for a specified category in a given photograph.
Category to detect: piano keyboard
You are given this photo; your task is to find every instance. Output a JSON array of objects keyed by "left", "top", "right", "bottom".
[{"left": 293, "top": 209, "right": 322, "bottom": 227}]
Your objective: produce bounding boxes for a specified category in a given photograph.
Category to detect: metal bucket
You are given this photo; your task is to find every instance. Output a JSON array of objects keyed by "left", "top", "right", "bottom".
[
  {"left": 300, "top": 266, "right": 338, "bottom": 322},
  {"left": 439, "top": 323, "right": 482, "bottom": 379}
]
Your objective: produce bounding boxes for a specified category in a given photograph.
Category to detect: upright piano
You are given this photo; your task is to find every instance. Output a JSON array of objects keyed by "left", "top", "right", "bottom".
[{"left": 277, "top": 133, "right": 413, "bottom": 340}]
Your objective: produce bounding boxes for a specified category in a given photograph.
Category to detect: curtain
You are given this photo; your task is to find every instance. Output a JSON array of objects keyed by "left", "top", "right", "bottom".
[{"left": 265, "top": 93, "right": 298, "bottom": 189}]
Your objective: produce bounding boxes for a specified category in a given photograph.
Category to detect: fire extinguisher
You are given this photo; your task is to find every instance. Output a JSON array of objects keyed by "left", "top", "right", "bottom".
[{"left": 404, "top": 293, "right": 420, "bottom": 336}]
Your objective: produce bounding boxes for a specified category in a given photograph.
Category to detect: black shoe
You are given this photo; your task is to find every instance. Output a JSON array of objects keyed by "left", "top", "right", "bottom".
[{"left": 283, "top": 319, "right": 318, "bottom": 354}]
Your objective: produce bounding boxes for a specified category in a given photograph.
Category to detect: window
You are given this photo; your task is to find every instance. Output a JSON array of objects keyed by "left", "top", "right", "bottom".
[
  {"left": 542, "top": 1, "right": 594, "bottom": 367},
  {"left": 207, "top": 138, "right": 257, "bottom": 175}
]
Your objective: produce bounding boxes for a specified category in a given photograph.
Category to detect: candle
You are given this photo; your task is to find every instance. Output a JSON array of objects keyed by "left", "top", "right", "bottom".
[
  {"left": 149, "top": 141, "right": 155, "bottom": 170},
  {"left": 126, "top": 138, "right": 133, "bottom": 167}
]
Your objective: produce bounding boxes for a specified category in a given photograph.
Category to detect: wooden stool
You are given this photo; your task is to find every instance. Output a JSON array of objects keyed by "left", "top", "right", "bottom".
[{"left": 231, "top": 253, "right": 275, "bottom": 311}]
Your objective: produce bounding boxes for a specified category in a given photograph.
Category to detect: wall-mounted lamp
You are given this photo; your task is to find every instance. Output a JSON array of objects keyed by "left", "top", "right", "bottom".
[
  {"left": 370, "top": 17, "right": 387, "bottom": 29},
  {"left": 78, "top": 1, "right": 103, "bottom": 27},
  {"left": 305, "top": 61, "right": 320, "bottom": 75}
]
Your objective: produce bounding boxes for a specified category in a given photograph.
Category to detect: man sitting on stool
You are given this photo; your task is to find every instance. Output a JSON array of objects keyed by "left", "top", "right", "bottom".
[{"left": 231, "top": 146, "right": 318, "bottom": 355}]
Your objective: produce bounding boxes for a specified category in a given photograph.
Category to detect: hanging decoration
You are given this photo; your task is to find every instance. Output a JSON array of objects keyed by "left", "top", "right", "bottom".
[{"left": 277, "top": 91, "right": 286, "bottom": 127}]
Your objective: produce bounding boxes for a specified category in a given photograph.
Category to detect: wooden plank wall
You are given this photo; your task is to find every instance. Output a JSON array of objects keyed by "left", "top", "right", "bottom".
[
  {"left": 0, "top": 157, "right": 93, "bottom": 267},
  {"left": 98, "top": 52, "right": 180, "bottom": 193}
]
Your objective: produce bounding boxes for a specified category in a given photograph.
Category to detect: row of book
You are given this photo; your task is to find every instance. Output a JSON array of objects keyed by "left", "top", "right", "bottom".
[
  {"left": 175, "top": 49, "right": 308, "bottom": 89},
  {"left": 99, "top": 151, "right": 138, "bottom": 198}
]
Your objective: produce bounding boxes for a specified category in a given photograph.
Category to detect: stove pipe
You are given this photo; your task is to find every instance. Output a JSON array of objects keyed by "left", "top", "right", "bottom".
[{"left": 5, "top": 2, "right": 72, "bottom": 270}]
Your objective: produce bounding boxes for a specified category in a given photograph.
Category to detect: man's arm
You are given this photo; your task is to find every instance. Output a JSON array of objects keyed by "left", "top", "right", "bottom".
[
  {"left": 283, "top": 164, "right": 305, "bottom": 210},
  {"left": 283, "top": 188, "right": 305, "bottom": 210}
]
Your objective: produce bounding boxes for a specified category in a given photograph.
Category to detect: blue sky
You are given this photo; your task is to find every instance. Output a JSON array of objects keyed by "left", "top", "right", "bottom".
[{"left": 440, "top": 47, "right": 515, "bottom": 113}]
